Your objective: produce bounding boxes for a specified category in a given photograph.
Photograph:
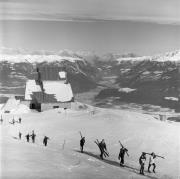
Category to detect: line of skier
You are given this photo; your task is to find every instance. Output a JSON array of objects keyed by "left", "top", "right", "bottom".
[
  {"left": 19, "top": 130, "right": 50, "bottom": 147},
  {"left": 1, "top": 115, "right": 50, "bottom": 147},
  {"left": 139, "top": 152, "right": 165, "bottom": 175},
  {"left": 0, "top": 115, "right": 22, "bottom": 125},
  {"left": 79, "top": 132, "right": 165, "bottom": 176},
  {"left": 2, "top": 115, "right": 165, "bottom": 176},
  {"left": 9, "top": 117, "right": 22, "bottom": 125}
]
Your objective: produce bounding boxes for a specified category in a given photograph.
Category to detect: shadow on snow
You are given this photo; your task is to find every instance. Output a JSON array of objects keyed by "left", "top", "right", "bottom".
[{"left": 74, "top": 150, "right": 159, "bottom": 179}]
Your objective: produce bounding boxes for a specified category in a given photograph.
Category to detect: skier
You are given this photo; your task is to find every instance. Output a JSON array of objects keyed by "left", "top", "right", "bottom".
[
  {"left": 9, "top": 117, "right": 15, "bottom": 125},
  {"left": 18, "top": 117, "right": 22, "bottom": 124},
  {"left": 147, "top": 152, "right": 164, "bottom": 173},
  {"left": 0, "top": 115, "right": 3, "bottom": 124},
  {"left": 18, "top": 131, "right": 22, "bottom": 140},
  {"left": 139, "top": 152, "right": 146, "bottom": 175},
  {"left": 80, "top": 137, "right": 85, "bottom": 153},
  {"left": 95, "top": 139, "right": 109, "bottom": 160},
  {"left": 118, "top": 144, "right": 129, "bottom": 166},
  {"left": 99, "top": 139, "right": 108, "bottom": 159},
  {"left": 148, "top": 152, "right": 156, "bottom": 173},
  {"left": 30, "top": 130, "right": 36, "bottom": 143},
  {"left": 25, "top": 134, "right": 30, "bottom": 142},
  {"left": 43, "top": 136, "right": 50, "bottom": 146},
  {"left": 79, "top": 131, "right": 85, "bottom": 153}
]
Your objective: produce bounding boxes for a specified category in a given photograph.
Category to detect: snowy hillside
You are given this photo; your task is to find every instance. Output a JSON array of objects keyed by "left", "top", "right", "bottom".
[{"left": 0, "top": 105, "right": 180, "bottom": 179}]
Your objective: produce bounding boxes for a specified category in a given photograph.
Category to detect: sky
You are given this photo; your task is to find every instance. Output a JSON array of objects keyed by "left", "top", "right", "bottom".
[{"left": 0, "top": 0, "right": 180, "bottom": 55}]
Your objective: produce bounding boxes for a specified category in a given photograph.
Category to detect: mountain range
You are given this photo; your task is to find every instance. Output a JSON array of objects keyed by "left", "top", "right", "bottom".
[{"left": 0, "top": 48, "right": 180, "bottom": 111}]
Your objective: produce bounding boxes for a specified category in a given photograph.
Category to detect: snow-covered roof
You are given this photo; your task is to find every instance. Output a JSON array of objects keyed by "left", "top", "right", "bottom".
[{"left": 25, "top": 80, "right": 73, "bottom": 103}]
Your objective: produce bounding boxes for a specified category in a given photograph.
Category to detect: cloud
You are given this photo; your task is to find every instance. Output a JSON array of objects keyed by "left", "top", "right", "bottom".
[{"left": 0, "top": 0, "right": 180, "bottom": 25}]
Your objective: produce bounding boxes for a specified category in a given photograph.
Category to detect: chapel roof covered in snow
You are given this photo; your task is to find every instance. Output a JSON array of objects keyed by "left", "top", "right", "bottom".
[{"left": 25, "top": 80, "right": 73, "bottom": 103}]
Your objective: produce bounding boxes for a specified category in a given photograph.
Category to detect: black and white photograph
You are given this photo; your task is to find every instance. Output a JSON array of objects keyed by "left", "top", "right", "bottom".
[{"left": 0, "top": 0, "right": 180, "bottom": 179}]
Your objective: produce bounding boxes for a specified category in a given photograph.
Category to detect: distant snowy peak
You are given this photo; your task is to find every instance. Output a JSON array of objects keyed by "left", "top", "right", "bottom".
[
  {"left": 116, "top": 50, "right": 180, "bottom": 63},
  {"left": 155, "top": 50, "right": 180, "bottom": 62},
  {"left": 116, "top": 56, "right": 152, "bottom": 63},
  {"left": 0, "top": 54, "right": 84, "bottom": 63}
]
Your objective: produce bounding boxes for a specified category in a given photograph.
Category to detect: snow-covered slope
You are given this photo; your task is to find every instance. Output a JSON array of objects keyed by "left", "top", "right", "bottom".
[{"left": 0, "top": 105, "right": 179, "bottom": 179}]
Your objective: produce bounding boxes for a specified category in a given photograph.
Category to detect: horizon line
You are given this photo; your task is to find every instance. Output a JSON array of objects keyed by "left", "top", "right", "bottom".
[{"left": 1, "top": 15, "right": 180, "bottom": 26}]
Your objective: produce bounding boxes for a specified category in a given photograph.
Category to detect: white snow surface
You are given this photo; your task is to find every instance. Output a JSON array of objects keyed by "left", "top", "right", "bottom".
[
  {"left": 0, "top": 104, "right": 180, "bottom": 179},
  {"left": 0, "top": 97, "right": 30, "bottom": 114},
  {"left": 43, "top": 81, "right": 73, "bottom": 102},
  {"left": 164, "top": 97, "right": 179, "bottom": 101},
  {"left": 25, "top": 80, "right": 73, "bottom": 102},
  {"left": 1, "top": 97, "right": 20, "bottom": 112},
  {"left": 118, "top": 88, "right": 136, "bottom": 93},
  {"left": 25, "top": 80, "right": 41, "bottom": 100},
  {"left": 0, "top": 54, "right": 84, "bottom": 63},
  {"left": 117, "top": 50, "right": 180, "bottom": 62},
  {"left": 59, "top": 71, "right": 66, "bottom": 79}
]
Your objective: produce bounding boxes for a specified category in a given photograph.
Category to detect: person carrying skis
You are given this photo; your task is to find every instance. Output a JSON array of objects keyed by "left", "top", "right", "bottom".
[
  {"left": 118, "top": 141, "right": 129, "bottom": 166},
  {"left": 148, "top": 152, "right": 157, "bottom": 173},
  {"left": 18, "top": 131, "right": 22, "bottom": 140},
  {"left": 0, "top": 115, "right": 3, "bottom": 124},
  {"left": 79, "top": 131, "right": 85, "bottom": 153},
  {"left": 18, "top": 117, "right": 22, "bottom": 124},
  {"left": 43, "top": 136, "right": 50, "bottom": 146},
  {"left": 139, "top": 152, "right": 146, "bottom": 175},
  {"left": 30, "top": 130, "right": 36, "bottom": 143},
  {"left": 147, "top": 152, "right": 164, "bottom": 173},
  {"left": 25, "top": 133, "right": 30, "bottom": 142},
  {"left": 99, "top": 139, "right": 108, "bottom": 159},
  {"left": 9, "top": 117, "right": 15, "bottom": 125}
]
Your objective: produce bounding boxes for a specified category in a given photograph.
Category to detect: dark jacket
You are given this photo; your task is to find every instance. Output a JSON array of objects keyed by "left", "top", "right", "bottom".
[
  {"left": 80, "top": 138, "right": 85, "bottom": 146},
  {"left": 119, "top": 147, "right": 128, "bottom": 158}
]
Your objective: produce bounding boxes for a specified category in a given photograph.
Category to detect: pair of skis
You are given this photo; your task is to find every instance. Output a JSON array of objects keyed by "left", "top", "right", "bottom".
[
  {"left": 94, "top": 139, "right": 127, "bottom": 158},
  {"left": 119, "top": 140, "right": 129, "bottom": 157},
  {"left": 143, "top": 152, "right": 165, "bottom": 159},
  {"left": 119, "top": 141, "right": 165, "bottom": 159},
  {"left": 94, "top": 139, "right": 109, "bottom": 157},
  {"left": 79, "top": 131, "right": 83, "bottom": 139}
]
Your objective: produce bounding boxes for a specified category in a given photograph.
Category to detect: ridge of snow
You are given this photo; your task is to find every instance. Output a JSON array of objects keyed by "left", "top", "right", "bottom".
[
  {"left": 164, "top": 97, "right": 179, "bottom": 101},
  {"left": 118, "top": 88, "right": 136, "bottom": 93},
  {"left": 117, "top": 56, "right": 152, "bottom": 62},
  {"left": 0, "top": 54, "right": 84, "bottom": 63},
  {"left": 116, "top": 50, "right": 180, "bottom": 63}
]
